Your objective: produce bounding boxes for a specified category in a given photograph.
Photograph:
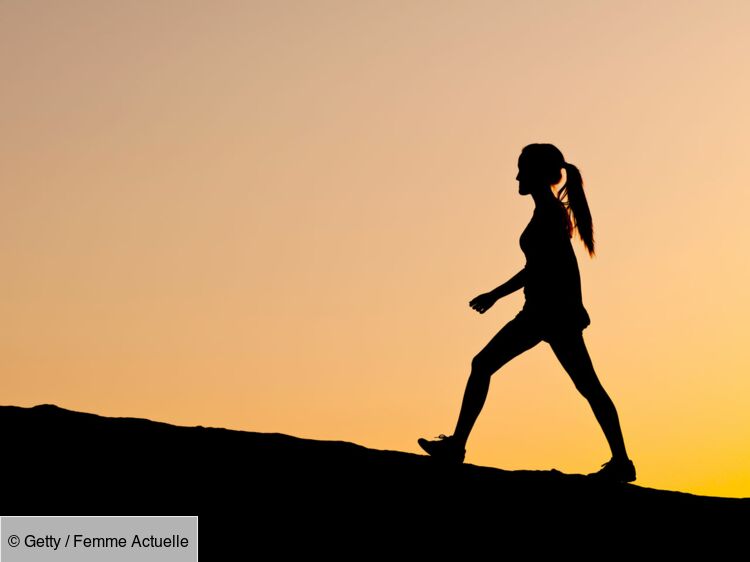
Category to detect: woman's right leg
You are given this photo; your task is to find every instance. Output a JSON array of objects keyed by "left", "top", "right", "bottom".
[
  {"left": 547, "top": 331, "right": 629, "bottom": 462},
  {"left": 452, "top": 314, "right": 543, "bottom": 448}
]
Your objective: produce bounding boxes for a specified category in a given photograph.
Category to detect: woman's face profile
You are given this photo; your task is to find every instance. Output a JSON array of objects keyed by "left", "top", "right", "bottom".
[
  {"left": 516, "top": 167, "right": 528, "bottom": 195},
  {"left": 516, "top": 157, "right": 534, "bottom": 196}
]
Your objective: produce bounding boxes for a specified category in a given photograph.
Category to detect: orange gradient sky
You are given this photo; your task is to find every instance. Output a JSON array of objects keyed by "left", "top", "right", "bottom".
[{"left": 2, "top": 1, "right": 749, "bottom": 498}]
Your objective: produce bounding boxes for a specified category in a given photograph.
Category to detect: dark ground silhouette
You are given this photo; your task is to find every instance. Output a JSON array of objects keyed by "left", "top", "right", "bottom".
[{"left": 1, "top": 404, "right": 747, "bottom": 553}]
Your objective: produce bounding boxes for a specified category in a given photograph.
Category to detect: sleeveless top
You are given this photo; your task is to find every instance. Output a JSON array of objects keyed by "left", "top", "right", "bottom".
[{"left": 518, "top": 201, "right": 591, "bottom": 333}]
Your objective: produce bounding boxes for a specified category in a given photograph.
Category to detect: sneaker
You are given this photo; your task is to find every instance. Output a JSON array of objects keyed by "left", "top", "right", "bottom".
[
  {"left": 417, "top": 434, "right": 466, "bottom": 464},
  {"left": 587, "top": 457, "right": 636, "bottom": 483}
]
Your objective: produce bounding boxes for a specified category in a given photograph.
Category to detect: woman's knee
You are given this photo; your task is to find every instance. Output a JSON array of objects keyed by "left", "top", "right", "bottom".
[
  {"left": 573, "top": 375, "right": 606, "bottom": 402},
  {"left": 470, "top": 353, "right": 502, "bottom": 378},
  {"left": 470, "top": 355, "right": 487, "bottom": 376}
]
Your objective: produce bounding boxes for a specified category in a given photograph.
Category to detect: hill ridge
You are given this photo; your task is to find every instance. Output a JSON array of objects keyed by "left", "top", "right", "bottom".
[{"left": 2, "top": 402, "right": 747, "bottom": 548}]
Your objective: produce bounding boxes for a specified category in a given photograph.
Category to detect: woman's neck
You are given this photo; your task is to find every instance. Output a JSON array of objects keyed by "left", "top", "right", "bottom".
[{"left": 531, "top": 187, "right": 559, "bottom": 209}]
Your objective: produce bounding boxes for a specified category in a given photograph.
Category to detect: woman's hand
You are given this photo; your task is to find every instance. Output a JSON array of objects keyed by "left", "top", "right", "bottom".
[{"left": 469, "top": 291, "right": 498, "bottom": 314}]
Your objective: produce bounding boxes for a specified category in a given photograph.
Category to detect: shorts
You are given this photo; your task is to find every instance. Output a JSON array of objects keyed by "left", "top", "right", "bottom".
[{"left": 512, "top": 305, "right": 590, "bottom": 344}]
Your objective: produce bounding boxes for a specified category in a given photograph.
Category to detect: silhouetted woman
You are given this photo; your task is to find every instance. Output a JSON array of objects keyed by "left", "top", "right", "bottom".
[{"left": 418, "top": 143, "right": 635, "bottom": 482}]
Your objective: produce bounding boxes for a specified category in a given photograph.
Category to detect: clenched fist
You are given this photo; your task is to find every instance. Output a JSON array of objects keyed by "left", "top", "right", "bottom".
[{"left": 469, "top": 292, "right": 498, "bottom": 314}]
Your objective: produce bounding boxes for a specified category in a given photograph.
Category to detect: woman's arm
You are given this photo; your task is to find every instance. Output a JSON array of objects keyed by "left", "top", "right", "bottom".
[
  {"left": 469, "top": 267, "right": 525, "bottom": 314},
  {"left": 490, "top": 267, "right": 525, "bottom": 300}
]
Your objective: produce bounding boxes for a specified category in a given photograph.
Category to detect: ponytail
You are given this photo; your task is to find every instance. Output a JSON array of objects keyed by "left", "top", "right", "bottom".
[{"left": 557, "top": 163, "right": 595, "bottom": 257}]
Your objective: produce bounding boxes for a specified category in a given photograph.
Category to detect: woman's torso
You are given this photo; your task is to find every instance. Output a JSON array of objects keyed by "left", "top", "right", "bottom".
[{"left": 519, "top": 201, "right": 590, "bottom": 331}]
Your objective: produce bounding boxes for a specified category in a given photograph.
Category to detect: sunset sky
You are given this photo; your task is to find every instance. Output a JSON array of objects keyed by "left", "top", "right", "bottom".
[{"left": 2, "top": 1, "right": 749, "bottom": 498}]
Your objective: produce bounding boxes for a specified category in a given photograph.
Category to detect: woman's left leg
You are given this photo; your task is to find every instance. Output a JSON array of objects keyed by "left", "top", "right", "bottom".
[{"left": 547, "top": 331, "right": 629, "bottom": 461}]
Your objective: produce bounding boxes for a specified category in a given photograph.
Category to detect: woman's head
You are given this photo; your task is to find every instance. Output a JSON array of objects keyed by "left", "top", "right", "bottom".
[
  {"left": 516, "top": 143, "right": 566, "bottom": 195},
  {"left": 517, "top": 143, "right": 596, "bottom": 257}
]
